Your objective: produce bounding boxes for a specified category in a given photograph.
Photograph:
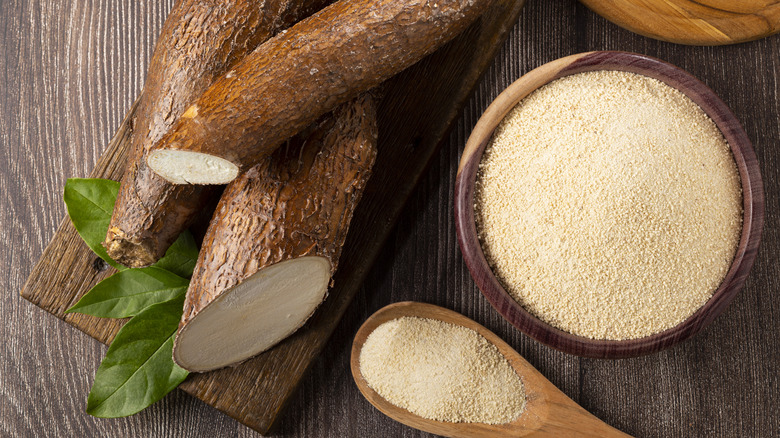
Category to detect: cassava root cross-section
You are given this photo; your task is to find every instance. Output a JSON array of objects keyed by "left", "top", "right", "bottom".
[
  {"left": 173, "top": 94, "right": 378, "bottom": 372},
  {"left": 104, "top": 0, "right": 332, "bottom": 268},
  {"left": 146, "top": 0, "right": 492, "bottom": 185}
]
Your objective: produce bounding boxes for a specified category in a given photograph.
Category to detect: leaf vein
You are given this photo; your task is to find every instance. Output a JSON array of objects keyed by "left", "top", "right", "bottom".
[{"left": 90, "top": 328, "right": 178, "bottom": 413}]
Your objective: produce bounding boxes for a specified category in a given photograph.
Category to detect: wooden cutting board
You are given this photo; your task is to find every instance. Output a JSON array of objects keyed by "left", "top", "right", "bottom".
[
  {"left": 579, "top": 0, "right": 780, "bottom": 45},
  {"left": 19, "top": 1, "right": 526, "bottom": 435}
]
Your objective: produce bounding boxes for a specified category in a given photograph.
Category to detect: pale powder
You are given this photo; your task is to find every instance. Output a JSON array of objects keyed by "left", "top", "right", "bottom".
[
  {"left": 359, "top": 316, "right": 525, "bottom": 424},
  {"left": 475, "top": 70, "right": 742, "bottom": 340}
]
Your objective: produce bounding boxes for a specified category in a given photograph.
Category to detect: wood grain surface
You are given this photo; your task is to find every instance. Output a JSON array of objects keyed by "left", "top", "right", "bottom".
[
  {"left": 2, "top": 1, "right": 779, "bottom": 437},
  {"left": 579, "top": 0, "right": 780, "bottom": 45}
]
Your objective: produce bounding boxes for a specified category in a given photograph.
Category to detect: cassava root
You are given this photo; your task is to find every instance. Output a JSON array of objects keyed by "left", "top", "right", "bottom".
[
  {"left": 173, "top": 93, "right": 377, "bottom": 372},
  {"left": 147, "top": 0, "right": 493, "bottom": 185},
  {"left": 105, "top": 0, "right": 332, "bottom": 267}
]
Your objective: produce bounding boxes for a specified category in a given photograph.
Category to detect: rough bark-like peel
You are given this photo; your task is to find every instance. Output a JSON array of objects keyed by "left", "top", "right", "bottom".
[
  {"left": 104, "top": 0, "right": 332, "bottom": 267},
  {"left": 147, "top": 0, "right": 492, "bottom": 184},
  {"left": 173, "top": 94, "right": 378, "bottom": 372}
]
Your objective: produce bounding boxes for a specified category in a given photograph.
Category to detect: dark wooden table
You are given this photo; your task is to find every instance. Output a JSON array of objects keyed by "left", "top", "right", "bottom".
[{"left": 2, "top": 1, "right": 778, "bottom": 436}]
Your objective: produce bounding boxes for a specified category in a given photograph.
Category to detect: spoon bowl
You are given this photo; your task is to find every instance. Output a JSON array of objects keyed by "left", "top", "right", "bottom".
[{"left": 350, "top": 302, "right": 630, "bottom": 437}]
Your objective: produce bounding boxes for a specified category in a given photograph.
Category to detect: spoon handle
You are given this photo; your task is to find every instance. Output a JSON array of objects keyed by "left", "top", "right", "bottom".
[{"left": 529, "top": 382, "right": 632, "bottom": 437}]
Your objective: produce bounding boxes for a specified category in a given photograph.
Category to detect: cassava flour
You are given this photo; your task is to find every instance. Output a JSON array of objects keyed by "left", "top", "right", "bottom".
[
  {"left": 359, "top": 316, "right": 525, "bottom": 424},
  {"left": 475, "top": 70, "right": 742, "bottom": 340}
]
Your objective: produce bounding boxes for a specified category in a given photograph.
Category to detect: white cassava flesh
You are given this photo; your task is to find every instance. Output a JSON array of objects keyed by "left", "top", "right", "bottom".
[
  {"left": 147, "top": 149, "right": 238, "bottom": 185},
  {"left": 173, "top": 256, "right": 331, "bottom": 372}
]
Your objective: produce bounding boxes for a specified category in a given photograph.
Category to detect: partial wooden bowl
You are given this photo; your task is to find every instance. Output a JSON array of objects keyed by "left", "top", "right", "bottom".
[
  {"left": 579, "top": 0, "right": 780, "bottom": 46},
  {"left": 454, "top": 51, "right": 764, "bottom": 359}
]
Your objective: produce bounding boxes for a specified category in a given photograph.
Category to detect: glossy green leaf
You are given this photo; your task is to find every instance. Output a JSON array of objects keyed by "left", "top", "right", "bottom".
[
  {"left": 63, "top": 178, "right": 125, "bottom": 270},
  {"left": 66, "top": 266, "right": 189, "bottom": 318},
  {"left": 154, "top": 231, "right": 199, "bottom": 278},
  {"left": 86, "top": 295, "right": 188, "bottom": 418}
]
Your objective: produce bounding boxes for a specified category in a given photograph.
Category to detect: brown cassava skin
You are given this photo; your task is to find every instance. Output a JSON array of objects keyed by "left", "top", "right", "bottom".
[
  {"left": 147, "top": 0, "right": 492, "bottom": 181},
  {"left": 105, "top": 0, "right": 332, "bottom": 268},
  {"left": 175, "top": 94, "right": 377, "bottom": 369}
]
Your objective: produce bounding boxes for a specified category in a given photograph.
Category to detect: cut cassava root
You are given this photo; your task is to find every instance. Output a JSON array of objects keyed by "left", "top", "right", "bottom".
[
  {"left": 174, "top": 257, "right": 331, "bottom": 371},
  {"left": 104, "top": 0, "right": 332, "bottom": 267},
  {"left": 147, "top": 0, "right": 493, "bottom": 185},
  {"left": 173, "top": 94, "right": 378, "bottom": 372}
]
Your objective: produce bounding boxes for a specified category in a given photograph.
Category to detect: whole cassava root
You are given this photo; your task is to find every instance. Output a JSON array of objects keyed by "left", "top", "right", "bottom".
[
  {"left": 104, "top": 0, "right": 332, "bottom": 268},
  {"left": 146, "top": 0, "right": 493, "bottom": 185},
  {"left": 172, "top": 94, "right": 377, "bottom": 372}
]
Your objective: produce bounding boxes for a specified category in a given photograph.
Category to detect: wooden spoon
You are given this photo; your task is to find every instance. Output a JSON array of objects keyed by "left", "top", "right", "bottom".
[{"left": 350, "top": 302, "right": 631, "bottom": 437}]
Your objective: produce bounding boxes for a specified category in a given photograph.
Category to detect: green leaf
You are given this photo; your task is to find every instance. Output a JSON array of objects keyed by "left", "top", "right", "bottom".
[
  {"left": 153, "top": 231, "right": 198, "bottom": 278},
  {"left": 66, "top": 267, "right": 189, "bottom": 318},
  {"left": 86, "top": 295, "right": 188, "bottom": 418},
  {"left": 63, "top": 177, "right": 197, "bottom": 418},
  {"left": 63, "top": 178, "right": 126, "bottom": 270}
]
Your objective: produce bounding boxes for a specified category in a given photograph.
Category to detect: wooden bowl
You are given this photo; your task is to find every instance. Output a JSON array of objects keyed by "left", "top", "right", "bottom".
[
  {"left": 578, "top": 0, "right": 780, "bottom": 46},
  {"left": 580, "top": 0, "right": 780, "bottom": 46},
  {"left": 454, "top": 51, "right": 764, "bottom": 358}
]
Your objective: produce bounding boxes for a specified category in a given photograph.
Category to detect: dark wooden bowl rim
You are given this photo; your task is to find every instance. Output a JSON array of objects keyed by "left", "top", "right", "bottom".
[{"left": 454, "top": 51, "right": 765, "bottom": 358}]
